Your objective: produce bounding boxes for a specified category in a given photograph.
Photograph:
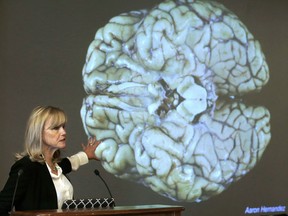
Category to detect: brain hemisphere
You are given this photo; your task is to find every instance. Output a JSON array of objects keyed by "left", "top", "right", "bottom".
[{"left": 81, "top": 0, "right": 271, "bottom": 202}]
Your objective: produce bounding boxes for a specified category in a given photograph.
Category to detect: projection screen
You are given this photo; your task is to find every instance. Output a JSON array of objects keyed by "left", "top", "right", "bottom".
[{"left": 0, "top": 0, "right": 287, "bottom": 215}]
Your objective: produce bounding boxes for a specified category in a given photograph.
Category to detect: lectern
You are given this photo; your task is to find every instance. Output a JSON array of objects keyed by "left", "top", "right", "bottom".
[{"left": 11, "top": 204, "right": 185, "bottom": 216}]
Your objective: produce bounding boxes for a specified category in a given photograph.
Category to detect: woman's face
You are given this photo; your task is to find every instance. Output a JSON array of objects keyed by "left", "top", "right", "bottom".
[{"left": 42, "top": 117, "right": 66, "bottom": 150}]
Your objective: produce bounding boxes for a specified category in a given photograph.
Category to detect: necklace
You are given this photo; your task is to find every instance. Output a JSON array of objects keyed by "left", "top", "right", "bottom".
[
  {"left": 41, "top": 154, "right": 58, "bottom": 172},
  {"left": 51, "top": 163, "right": 59, "bottom": 172},
  {"left": 51, "top": 165, "right": 57, "bottom": 171},
  {"left": 46, "top": 162, "right": 58, "bottom": 172}
]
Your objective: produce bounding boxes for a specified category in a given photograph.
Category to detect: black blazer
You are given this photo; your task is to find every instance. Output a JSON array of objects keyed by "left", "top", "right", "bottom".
[{"left": 0, "top": 156, "right": 72, "bottom": 215}]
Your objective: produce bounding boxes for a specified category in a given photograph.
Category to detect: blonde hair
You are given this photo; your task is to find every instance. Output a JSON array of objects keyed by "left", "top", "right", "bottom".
[{"left": 15, "top": 106, "right": 67, "bottom": 163}]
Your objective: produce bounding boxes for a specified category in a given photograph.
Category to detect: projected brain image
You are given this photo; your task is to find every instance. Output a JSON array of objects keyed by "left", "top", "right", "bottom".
[{"left": 80, "top": 0, "right": 271, "bottom": 202}]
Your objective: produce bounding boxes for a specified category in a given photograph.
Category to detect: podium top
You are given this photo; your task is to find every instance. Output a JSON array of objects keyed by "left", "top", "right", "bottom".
[{"left": 11, "top": 204, "right": 185, "bottom": 216}]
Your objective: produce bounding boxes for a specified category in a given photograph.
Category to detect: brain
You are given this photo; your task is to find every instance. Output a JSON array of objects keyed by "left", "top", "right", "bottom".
[{"left": 80, "top": 0, "right": 271, "bottom": 202}]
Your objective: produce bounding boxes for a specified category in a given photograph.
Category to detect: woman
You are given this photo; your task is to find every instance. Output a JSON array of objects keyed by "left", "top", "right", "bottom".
[{"left": 0, "top": 106, "right": 100, "bottom": 215}]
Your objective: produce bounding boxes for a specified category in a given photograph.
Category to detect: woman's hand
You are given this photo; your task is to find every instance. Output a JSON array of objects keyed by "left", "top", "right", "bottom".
[{"left": 82, "top": 136, "right": 101, "bottom": 160}]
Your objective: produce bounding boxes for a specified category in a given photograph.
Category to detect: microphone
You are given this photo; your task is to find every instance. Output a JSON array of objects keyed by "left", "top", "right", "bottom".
[
  {"left": 10, "top": 169, "right": 23, "bottom": 213},
  {"left": 94, "top": 169, "right": 115, "bottom": 206}
]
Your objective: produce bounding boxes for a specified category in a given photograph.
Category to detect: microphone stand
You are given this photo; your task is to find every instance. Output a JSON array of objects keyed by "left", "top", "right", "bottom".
[
  {"left": 10, "top": 169, "right": 23, "bottom": 213},
  {"left": 94, "top": 169, "right": 115, "bottom": 206}
]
